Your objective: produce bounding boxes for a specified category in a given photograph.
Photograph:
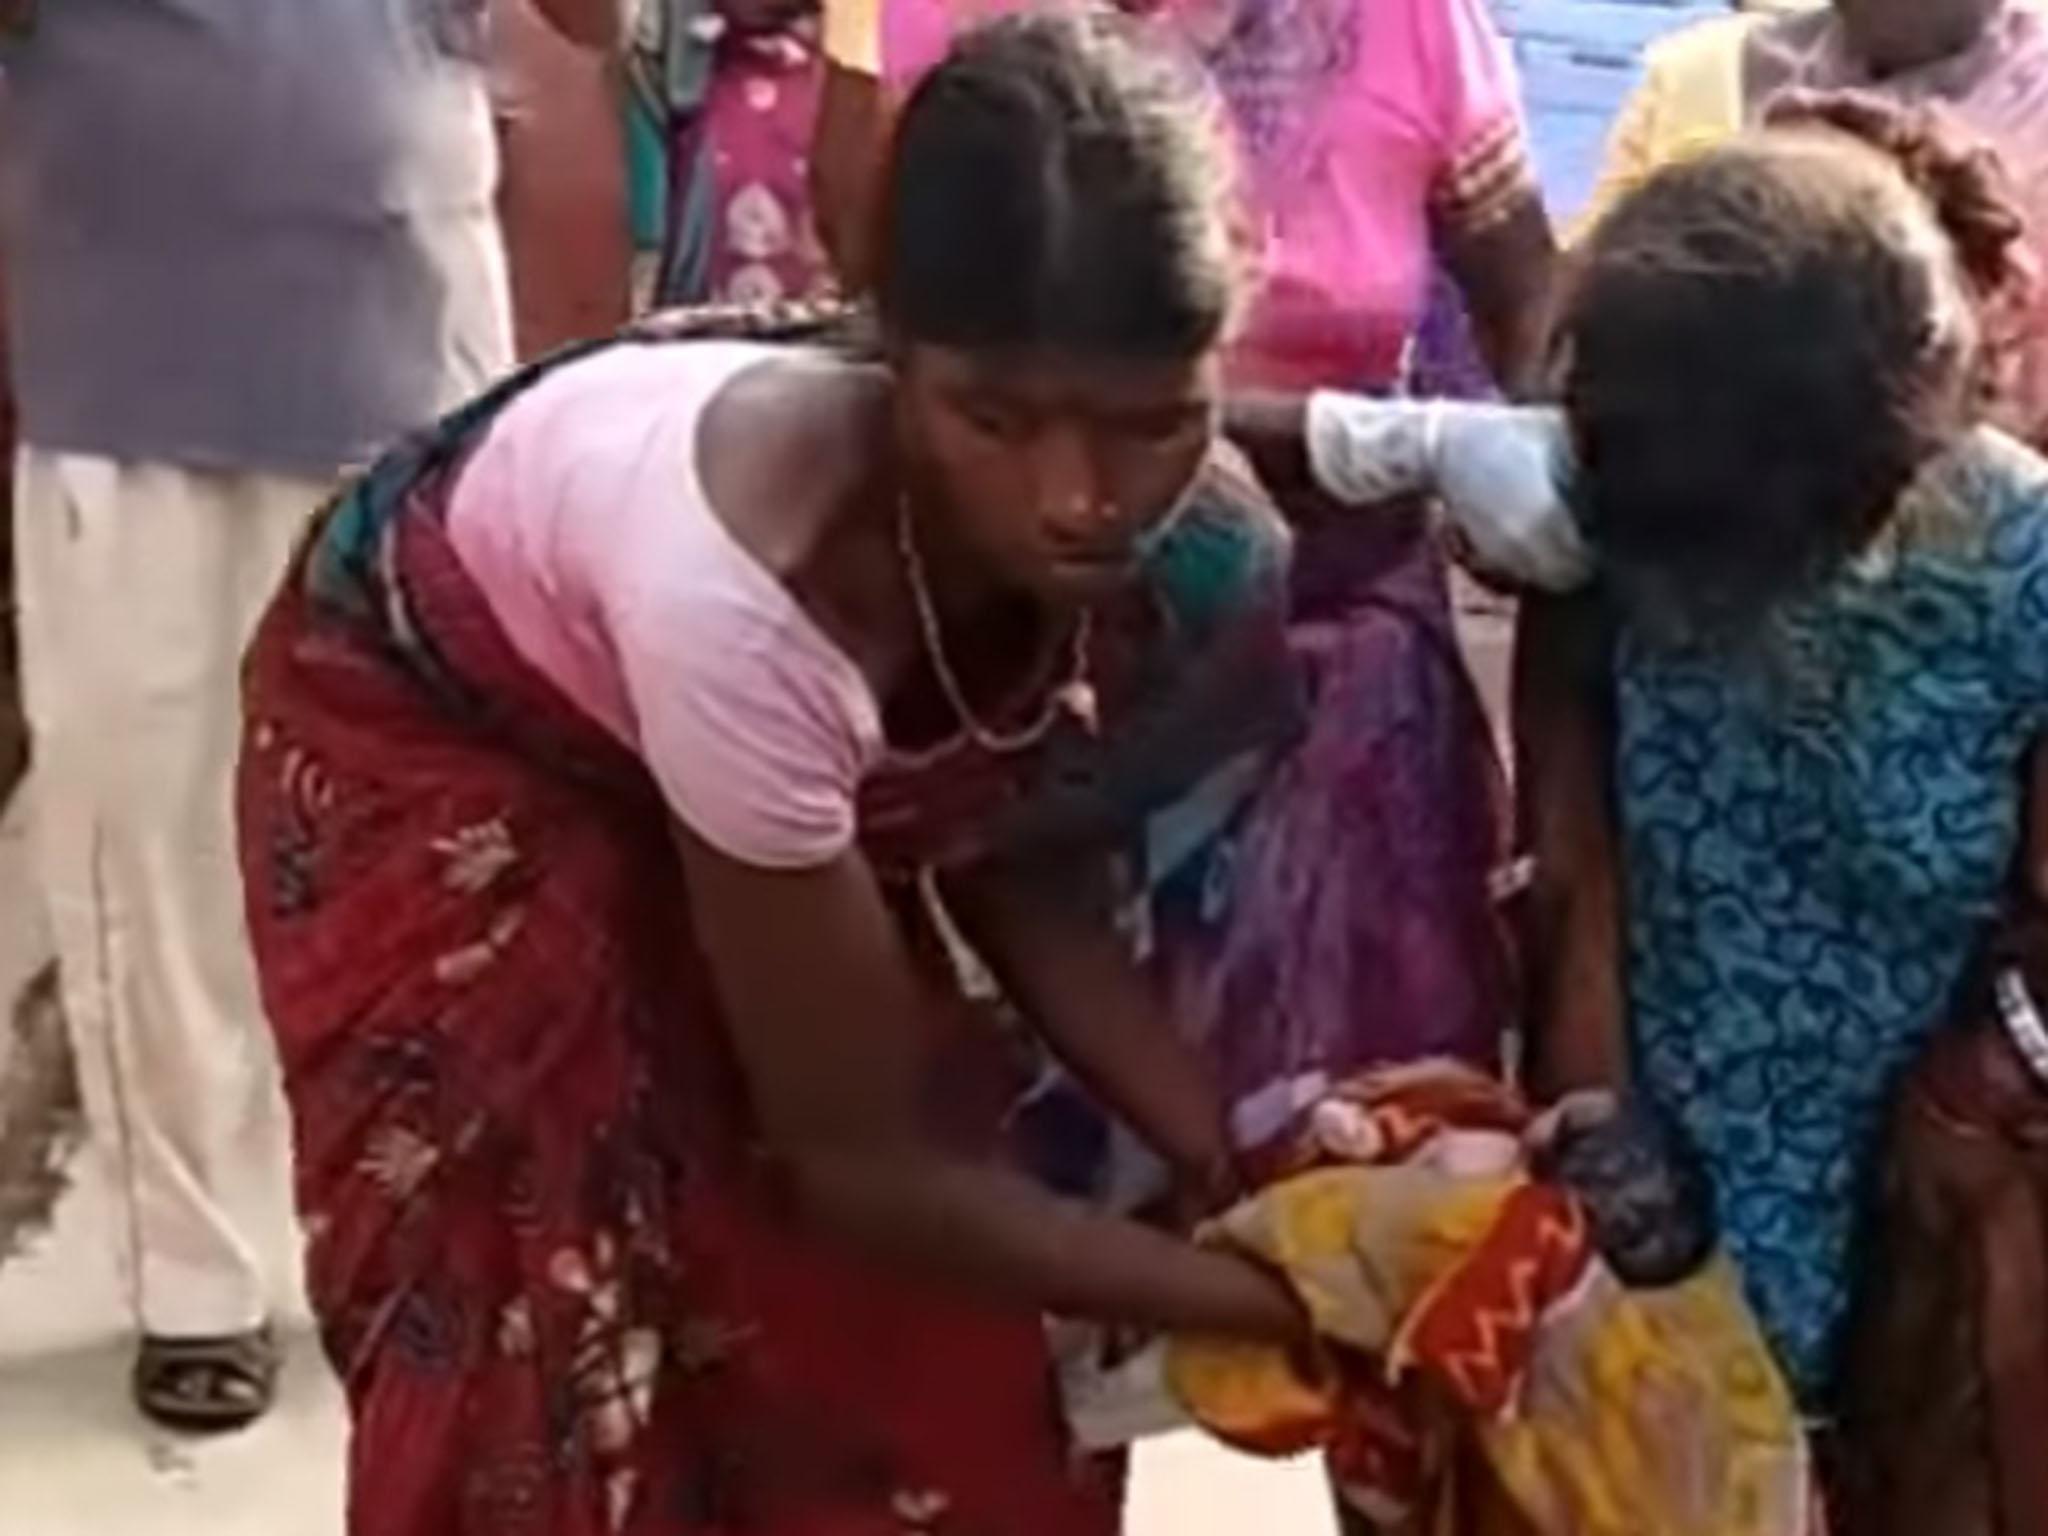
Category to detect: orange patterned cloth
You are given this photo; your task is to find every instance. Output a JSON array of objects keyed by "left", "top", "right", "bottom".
[{"left": 1167, "top": 1065, "right": 1818, "bottom": 1536}]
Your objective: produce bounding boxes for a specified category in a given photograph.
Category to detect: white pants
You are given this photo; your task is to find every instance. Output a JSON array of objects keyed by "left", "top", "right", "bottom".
[{"left": 15, "top": 448, "right": 330, "bottom": 1339}]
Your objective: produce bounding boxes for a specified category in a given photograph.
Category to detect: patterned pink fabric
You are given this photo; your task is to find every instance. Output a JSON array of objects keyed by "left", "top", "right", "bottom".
[
  {"left": 884, "top": 0, "right": 1529, "bottom": 390},
  {"left": 698, "top": 29, "right": 835, "bottom": 306}
]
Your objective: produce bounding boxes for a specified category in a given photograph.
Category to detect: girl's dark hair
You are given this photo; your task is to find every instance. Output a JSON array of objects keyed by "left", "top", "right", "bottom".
[
  {"left": 1562, "top": 96, "right": 2029, "bottom": 633},
  {"left": 877, "top": 10, "right": 1239, "bottom": 359}
]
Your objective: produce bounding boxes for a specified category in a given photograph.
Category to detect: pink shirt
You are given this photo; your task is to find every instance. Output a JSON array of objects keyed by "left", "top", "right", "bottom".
[
  {"left": 447, "top": 342, "right": 883, "bottom": 868},
  {"left": 885, "top": 0, "right": 1530, "bottom": 389}
]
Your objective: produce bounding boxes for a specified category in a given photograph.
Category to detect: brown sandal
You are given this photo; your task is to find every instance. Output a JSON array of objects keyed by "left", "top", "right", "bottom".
[{"left": 133, "top": 1325, "right": 279, "bottom": 1434}]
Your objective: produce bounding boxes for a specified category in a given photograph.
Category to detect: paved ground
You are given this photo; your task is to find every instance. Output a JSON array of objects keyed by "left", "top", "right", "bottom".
[
  {"left": 0, "top": 1157, "right": 1332, "bottom": 1536},
  {"left": 0, "top": 770, "right": 1338, "bottom": 1536}
]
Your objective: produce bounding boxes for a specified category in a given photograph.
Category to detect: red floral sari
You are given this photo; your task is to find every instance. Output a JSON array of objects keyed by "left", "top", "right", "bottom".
[
  {"left": 240, "top": 301, "right": 1512, "bottom": 1534},
  {"left": 245, "top": 483, "right": 1137, "bottom": 1536},
  {"left": 238, "top": 312, "right": 1313, "bottom": 1535}
]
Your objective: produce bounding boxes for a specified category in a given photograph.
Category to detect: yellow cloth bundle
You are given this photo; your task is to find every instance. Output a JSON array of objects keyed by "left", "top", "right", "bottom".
[{"left": 1166, "top": 1066, "right": 1818, "bottom": 1536}]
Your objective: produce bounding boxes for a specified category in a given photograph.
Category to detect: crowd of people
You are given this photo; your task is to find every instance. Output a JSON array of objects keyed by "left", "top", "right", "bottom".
[{"left": 3, "top": 0, "right": 2048, "bottom": 1533}]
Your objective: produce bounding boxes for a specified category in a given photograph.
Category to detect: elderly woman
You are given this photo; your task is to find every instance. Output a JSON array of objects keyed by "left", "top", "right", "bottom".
[{"left": 1522, "top": 102, "right": 2048, "bottom": 1423}]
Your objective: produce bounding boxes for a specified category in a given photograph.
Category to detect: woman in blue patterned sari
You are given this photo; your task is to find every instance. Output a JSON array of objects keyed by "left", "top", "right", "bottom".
[{"left": 1520, "top": 98, "right": 2048, "bottom": 1416}]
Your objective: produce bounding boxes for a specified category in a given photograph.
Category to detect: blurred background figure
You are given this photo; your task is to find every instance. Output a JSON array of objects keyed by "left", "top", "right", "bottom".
[
  {"left": 0, "top": 0, "right": 614, "bottom": 1436},
  {"left": 625, "top": 12, "right": 676, "bottom": 307},
  {"left": 1523, "top": 98, "right": 2048, "bottom": 1428},
  {"left": 636, "top": 0, "right": 838, "bottom": 307},
  {"left": 491, "top": 0, "right": 635, "bottom": 357},
  {"left": 1583, "top": 0, "right": 2048, "bottom": 444}
]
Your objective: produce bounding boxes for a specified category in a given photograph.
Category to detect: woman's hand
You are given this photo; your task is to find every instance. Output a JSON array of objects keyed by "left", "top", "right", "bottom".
[
  {"left": 674, "top": 824, "right": 1296, "bottom": 1341},
  {"left": 1307, "top": 394, "right": 1589, "bottom": 591},
  {"left": 941, "top": 855, "right": 1244, "bottom": 1204},
  {"left": 1225, "top": 391, "right": 1589, "bottom": 591}
]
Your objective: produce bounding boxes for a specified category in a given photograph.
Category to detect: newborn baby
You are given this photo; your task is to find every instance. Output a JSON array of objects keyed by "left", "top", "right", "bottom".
[
  {"left": 1312, "top": 1077, "right": 1716, "bottom": 1287},
  {"left": 1169, "top": 1062, "right": 1815, "bottom": 1536}
]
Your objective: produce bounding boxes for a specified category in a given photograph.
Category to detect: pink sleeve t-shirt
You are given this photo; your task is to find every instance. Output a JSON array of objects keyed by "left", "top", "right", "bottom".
[
  {"left": 445, "top": 342, "right": 884, "bottom": 868},
  {"left": 884, "top": 0, "right": 1529, "bottom": 390}
]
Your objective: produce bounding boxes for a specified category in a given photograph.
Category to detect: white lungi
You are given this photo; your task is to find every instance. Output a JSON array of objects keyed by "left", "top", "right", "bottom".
[{"left": 14, "top": 447, "right": 330, "bottom": 1339}]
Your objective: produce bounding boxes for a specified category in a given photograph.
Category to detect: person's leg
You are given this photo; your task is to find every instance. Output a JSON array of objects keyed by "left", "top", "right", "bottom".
[{"left": 14, "top": 449, "right": 326, "bottom": 1426}]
